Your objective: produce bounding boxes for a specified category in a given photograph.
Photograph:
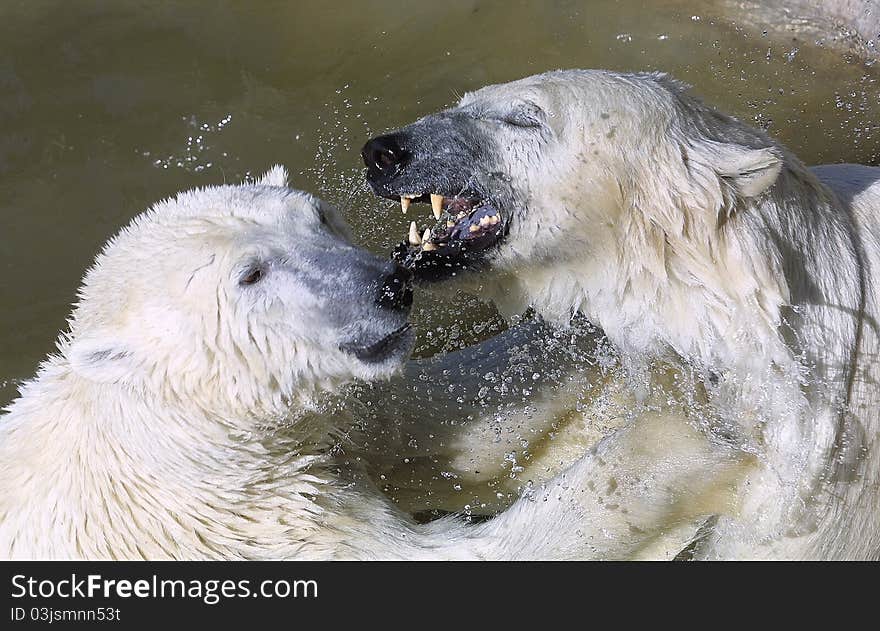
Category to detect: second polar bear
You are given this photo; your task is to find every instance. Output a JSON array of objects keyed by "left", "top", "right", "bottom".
[{"left": 364, "top": 69, "right": 880, "bottom": 560}]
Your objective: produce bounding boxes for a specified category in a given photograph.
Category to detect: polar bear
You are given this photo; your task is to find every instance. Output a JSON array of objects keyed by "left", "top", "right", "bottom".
[
  {"left": 0, "top": 166, "right": 739, "bottom": 559},
  {"left": 362, "top": 69, "right": 880, "bottom": 560}
]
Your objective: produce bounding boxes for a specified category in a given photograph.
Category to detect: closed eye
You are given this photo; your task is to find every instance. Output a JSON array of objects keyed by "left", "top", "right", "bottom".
[
  {"left": 491, "top": 103, "right": 545, "bottom": 129},
  {"left": 499, "top": 114, "right": 543, "bottom": 129}
]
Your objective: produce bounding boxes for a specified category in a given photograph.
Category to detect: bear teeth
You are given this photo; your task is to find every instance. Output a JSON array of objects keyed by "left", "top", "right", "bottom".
[
  {"left": 400, "top": 196, "right": 502, "bottom": 251},
  {"left": 430, "top": 194, "right": 444, "bottom": 219},
  {"left": 400, "top": 194, "right": 419, "bottom": 214},
  {"left": 398, "top": 193, "right": 455, "bottom": 220},
  {"left": 408, "top": 221, "right": 421, "bottom": 245}
]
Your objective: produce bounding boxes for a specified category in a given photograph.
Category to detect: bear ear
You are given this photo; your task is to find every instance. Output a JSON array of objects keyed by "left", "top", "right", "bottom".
[
  {"left": 257, "top": 165, "right": 289, "bottom": 188},
  {"left": 68, "top": 335, "right": 142, "bottom": 385},
  {"left": 701, "top": 140, "right": 783, "bottom": 198}
]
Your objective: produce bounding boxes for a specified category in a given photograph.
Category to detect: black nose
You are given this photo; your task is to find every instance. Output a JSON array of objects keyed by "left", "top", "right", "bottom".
[
  {"left": 362, "top": 134, "right": 409, "bottom": 177},
  {"left": 377, "top": 263, "right": 413, "bottom": 312}
]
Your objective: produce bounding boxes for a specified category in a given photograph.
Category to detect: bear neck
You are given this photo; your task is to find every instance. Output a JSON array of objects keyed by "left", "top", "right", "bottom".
[
  {"left": 513, "top": 161, "right": 853, "bottom": 382},
  {"left": 0, "top": 354, "right": 365, "bottom": 559}
]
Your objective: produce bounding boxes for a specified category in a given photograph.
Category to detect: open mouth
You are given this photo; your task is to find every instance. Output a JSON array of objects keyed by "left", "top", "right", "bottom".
[
  {"left": 390, "top": 193, "right": 506, "bottom": 282},
  {"left": 340, "top": 323, "right": 414, "bottom": 363}
]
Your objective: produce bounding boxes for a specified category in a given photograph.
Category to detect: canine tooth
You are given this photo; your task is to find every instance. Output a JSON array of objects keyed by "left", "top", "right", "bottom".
[
  {"left": 409, "top": 221, "right": 421, "bottom": 245},
  {"left": 422, "top": 242, "right": 438, "bottom": 251},
  {"left": 430, "top": 194, "right": 444, "bottom": 219},
  {"left": 469, "top": 224, "right": 481, "bottom": 233},
  {"left": 422, "top": 228, "right": 432, "bottom": 243},
  {"left": 447, "top": 220, "right": 456, "bottom": 228},
  {"left": 401, "top": 197, "right": 411, "bottom": 214},
  {"left": 489, "top": 215, "right": 500, "bottom": 225}
]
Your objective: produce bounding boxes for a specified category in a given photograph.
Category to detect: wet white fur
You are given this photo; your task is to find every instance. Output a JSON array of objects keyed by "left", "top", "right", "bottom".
[
  {"left": 1, "top": 168, "right": 738, "bottom": 559},
  {"left": 457, "top": 70, "right": 880, "bottom": 559}
]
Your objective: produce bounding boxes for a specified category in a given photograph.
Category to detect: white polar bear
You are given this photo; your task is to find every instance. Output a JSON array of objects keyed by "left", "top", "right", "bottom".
[
  {"left": 0, "top": 166, "right": 737, "bottom": 559},
  {"left": 363, "top": 69, "right": 880, "bottom": 560}
]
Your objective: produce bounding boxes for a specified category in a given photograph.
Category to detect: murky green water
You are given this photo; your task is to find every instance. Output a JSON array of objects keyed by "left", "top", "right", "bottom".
[{"left": 1, "top": 0, "right": 878, "bottom": 407}]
